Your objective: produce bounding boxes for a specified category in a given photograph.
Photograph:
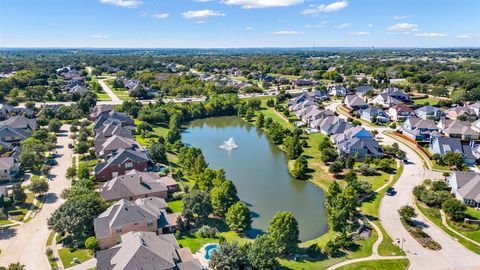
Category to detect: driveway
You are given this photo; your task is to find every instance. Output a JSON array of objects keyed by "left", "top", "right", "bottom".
[
  {"left": 98, "top": 77, "right": 121, "bottom": 104},
  {"left": 0, "top": 125, "right": 73, "bottom": 269}
]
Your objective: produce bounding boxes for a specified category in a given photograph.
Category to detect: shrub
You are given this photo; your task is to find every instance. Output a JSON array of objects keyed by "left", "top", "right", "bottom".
[{"left": 198, "top": 225, "right": 217, "bottom": 238}]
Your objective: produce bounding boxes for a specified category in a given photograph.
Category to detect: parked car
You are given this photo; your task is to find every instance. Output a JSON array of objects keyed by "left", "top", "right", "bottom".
[
  {"left": 386, "top": 187, "right": 396, "bottom": 196},
  {"left": 68, "top": 143, "right": 74, "bottom": 149}
]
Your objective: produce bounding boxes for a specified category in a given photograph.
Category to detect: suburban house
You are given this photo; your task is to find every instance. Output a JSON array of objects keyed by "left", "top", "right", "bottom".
[
  {"left": 94, "top": 123, "right": 134, "bottom": 145},
  {"left": 355, "top": 85, "right": 373, "bottom": 97},
  {"left": 94, "top": 149, "right": 150, "bottom": 181},
  {"left": 331, "top": 126, "right": 374, "bottom": 145},
  {"left": 0, "top": 116, "right": 37, "bottom": 132},
  {"left": 328, "top": 85, "right": 348, "bottom": 97},
  {"left": 294, "top": 106, "right": 316, "bottom": 119},
  {"left": 445, "top": 106, "right": 477, "bottom": 121},
  {"left": 89, "top": 104, "right": 114, "bottom": 121},
  {"left": 95, "top": 135, "right": 143, "bottom": 158},
  {"left": 468, "top": 102, "right": 480, "bottom": 116},
  {"left": 361, "top": 107, "right": 391, "bottom": 123},
  {"left": 447, "top": 171, "right": 480, "bottom": 207},
  {"left": 388, "top": 104, "right": 415, "bottom": 121},
  {"left": 99, "top": 169, "right": 178, "bottom": 202},
  {"left": 0, "top": 157, "right": 19, "bottom": 182},
  {"left": 313, "top": 116, "right": 353, "bottom": 135},
  {"left": 301, "top": 108, "right": 334, "bottom": 124},
  {"left": 69, "top": 84, "right": 89, "bottom": 96},
  {"left": 94, "top": 197, "right": 179, "bottom": 249},
  {"left": 289, "top": 100, "right": 315, "bottom": 112},
  {"left": 437, "top": 119, "right": 479, "bottom": 140},
  {"left": 429, "top": 137, "right": 476, "bottom": 165},
  {"left": 294, "top": 79, "right": 316, "bottom": 87},
  {"left": 93, "top": 111, "right": 135, "bottom": 132},
  {"left": 337, "top": 137, "right": 383, "bottom": 158},
  {"left": 0, "top": 104, "right": 34, "bottom": 120},
  {"left": 415, "top": 105, "right": 443, "bottom": 120},
  {"left": 382, "top": 87, "right": 410, "bottom": 102},
  {"left": 96, "top": 231, "right": 200, "bottom": 270},
  {"left": 344, "top": 95, "right": 369, "bottom": 110},
  {"left": 399, "top": 117, "right": 440, "bottom": 141},
  {"left": 370, "top": 93, "right": 404, "bottom": 108}
]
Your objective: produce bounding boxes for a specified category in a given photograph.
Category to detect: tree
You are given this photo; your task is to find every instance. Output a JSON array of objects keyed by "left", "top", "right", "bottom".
[
  {"left": 255, "top": 113, "right": 264, "bottom": 128},
  {"left": 66, "top": 166, "right": 77, "bottom": 181},
  {"left": 75, "top": 141, "right": 90, "bottom": 155},
  {"left": 48, "top": 192, "right": 107, "bottom": 243},
  {"left": 344, "top": 170, "right": 357, "bottom": 183},
  {"left": 149, "top": 141, "right": 168, "bottom": 164},
  {"left": 29, "top": 178, "right": 49, "bottom": 196},
  {"left": 283, "top": 135, "right": 303, "bottom": 160},
  {"left": 442, "top": 198, "right": 466, "bottom": 221},
  {"left": 0, "top": 263, "right": 26, "bottom": 270},
  {"left": 209, "top": 241, "right": 247, "bottom": 270},
  {"left": 329, "top": 161, "right": 344, "bottom": 175},
  {"left": 321, "top": 148, "right": 338, "bottom": 163},
  {"left": 292, "top": 155, "right": 308, "bottom": 179},
  {"left": 443, "top": 152, "right": 464, "bottom": 169},
  {"left": 247, "top": 234, "right": 279, "bottom": 269},
  {"left": 182, "top": 189, "right": 212, "bottom": 225},
  {"left": 267, "top": 212, "right": 299, "bottom": 254},
  {"left": 398, "top": 205, "right": 417, "bottom": 224},
  {"left": 77, "top": 163, "right": 90, "bottom": 180},
  {"left": 84, "top": 236, "right": 99, "bottom": 252},
  {"left": 48, "top": 119, "right": 62, "bottom": 133},
  {"left": 210, "top": 180, "right": 239, "bottom": 217},
  {"left": 226, "top": 202, "right": 252, "bottom": 232},
  {"left": 11, "top": 185, "right": 26, "bottom": 205}
]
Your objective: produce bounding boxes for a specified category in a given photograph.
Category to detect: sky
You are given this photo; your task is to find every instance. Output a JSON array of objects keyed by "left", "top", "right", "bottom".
[{"left": 0, "top": 0, "right": 479, "bottom": 48}]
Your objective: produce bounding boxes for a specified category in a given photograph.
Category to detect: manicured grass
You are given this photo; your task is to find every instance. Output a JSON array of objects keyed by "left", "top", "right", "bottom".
[
  {"left": 112, "top": 90, "right": 132, "bottom": 101},
  {"left": 416, "top": 202, "right": 480, "bottom": 254},
  {"left": 412, "top": 97, "right": 440, "bottom": 106},
  {"left": 7, "top": 192, "right": 36, "bottom": 221},
  {"left": 279, "top": 229, "right": 378, "bottom": 270},
  {"left": 0, "top": 219, "right": 12, "bottom": 225},
  {"left": 135, "top": 120, "right": 169, "bottom": 147},
  {"left": 178, "top": 233, "right": 218, "bottom": 253},
  {"left": 303, "top": 132, "right": 335, "bottom": 191},
  {"left": 377, "top": 221, "right": 405, "bottom": 256},
  {"left": 96, "top": 92, "right": 111, "bottom": 101},
  {"left": 335, "top": 259, "right": 409, "bottom": 270},
  {"left": 167, "top": 200, "right": 183, "bottom": 213},
  {"left": 57, "top": 248, "right": 93, "bottom": 268},
  {"left": 267, "top": 73, "right": 301, "bottom": 80},
  {"left": 46, "top": 230, "right": 56, "bottom": 246},
  {"left": 466, "top": 207, "right": 480, "bottom": 219}
]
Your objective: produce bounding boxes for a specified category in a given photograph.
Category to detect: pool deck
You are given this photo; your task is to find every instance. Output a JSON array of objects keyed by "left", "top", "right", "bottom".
[{"left": 194, "top": 243, "right": 216, "bottom": 269}]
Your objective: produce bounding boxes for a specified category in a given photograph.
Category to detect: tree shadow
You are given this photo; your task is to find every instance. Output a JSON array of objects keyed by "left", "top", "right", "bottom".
[
  {"left": 0, "top": 227, "right": 17, "bottom": 240},
  {"left": 43, "top": 192, "right": 59, "bottom": 204}
]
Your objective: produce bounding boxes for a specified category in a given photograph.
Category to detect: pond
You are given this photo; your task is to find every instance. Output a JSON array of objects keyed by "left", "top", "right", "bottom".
[{"left": 182, "top": 116, "right": 328, "bottom": 241}]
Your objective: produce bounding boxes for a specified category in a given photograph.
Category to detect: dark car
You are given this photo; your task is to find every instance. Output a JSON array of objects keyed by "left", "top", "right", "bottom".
[
  {"left": 386, "top": 187, "right": 396, "bottom": 196},
  {"left": 68, "top": 143, "right": 74, "bottom": 149}
]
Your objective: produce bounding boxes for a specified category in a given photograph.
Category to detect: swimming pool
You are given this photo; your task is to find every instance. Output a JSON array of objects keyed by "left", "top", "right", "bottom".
[{"left": 204, "top": 244, "right": 219, "bottom": 261}]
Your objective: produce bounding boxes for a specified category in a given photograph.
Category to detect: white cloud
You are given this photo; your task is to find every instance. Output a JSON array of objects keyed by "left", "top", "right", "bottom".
[
  {"left": 456, "top": 34, "right": 471, "bottom": 39},
  {"left": 302, "top": 0, "right": 348, "bottom": 15},
  {"left": 99, "top": 0, "right": 141, "bottom": 8},
  {"left": 368, "top": 24, "right": 373, "bottom": 28},
  {"left": 387, "top": 23, "right": 419, "bottom": 31},
  {"left": 393, "top": 14, "right": 412, "bottom": 20},
  {"left": 271, "top": 30, "right": 304, "bottom": 35},
  {"left": 305, "top": 20, "right": 328, "bottom": 28},
  {"left": 222, "top": 0, "right": 303, "bottom": 9},
  {"left": 349, "top": 31, "right": 370, "bottom": 36},
  {"left": 335, "top": 23, "right": 351, "bottom": 29},
  {"left": 414, "top": 32, "right": 447, "bottom": 37},
  {"left": 153, "top": 13, "right": 169, "bottom": 19},
  {"left": 91, "top": 34, "right": 109, "bottom": 39},
  {"left": 182, "top": 10, "right": 225, "bottom": 20},
  {"left": 244, "top": 26, "right": 253, "bottom": 31}
]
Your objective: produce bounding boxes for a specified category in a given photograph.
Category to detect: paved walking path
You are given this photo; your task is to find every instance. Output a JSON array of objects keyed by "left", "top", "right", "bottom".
[
  {"left": 98, "top": 77, "right": 121, "bottom": 103},
  {"left": 440, "top": 210, "right": 480, "bottom": 247}
]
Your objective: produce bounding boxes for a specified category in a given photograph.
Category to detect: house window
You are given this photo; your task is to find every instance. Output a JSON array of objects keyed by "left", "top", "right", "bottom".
[
  {"left": 116, "top": 228, "right": 122, "bottom": 233},
  {"left": 125, "top": 162, "right": 133, "bottom": 169},
  {"left": 147, "top": 222, "right": 153, "bottom": 227},
  {"left": 133, "top": 222, "right": 138, "bottom": 226}
]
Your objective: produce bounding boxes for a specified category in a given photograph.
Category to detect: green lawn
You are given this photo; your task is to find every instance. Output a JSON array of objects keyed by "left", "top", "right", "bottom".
[
  {"left": 335, "top": 259, "right": 409, "bottom": 270},
  {"left": 96, "top": 92, "right": 111, "bottom": 101},
  {"left": 7, "top": 192, "right": 36, "bottom": 221},
  {"left": 46, "top": 230, "right": 56, "bottom": 246},
  {"left": 57, "top": 248, "right": 93, "bottom": 268},
  {"left": 279, "top": 228, "right": 378, "bottom": 270},
  {"left": 167, "top": 200, "right": 183, "bottom": 213},
  {"left": 135, "top": 120, "right": 169, "bottom": 147},
  {"left": 412, "top": 97, "right": 440, "bottom": 106},
  {"left": 416, "top": 202, "right": 480, "bottom": 254}
]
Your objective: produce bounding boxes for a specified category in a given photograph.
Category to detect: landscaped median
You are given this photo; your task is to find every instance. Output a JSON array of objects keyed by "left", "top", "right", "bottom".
[{"left": 335, "top": 258, "right": 409, "bottom": 270}]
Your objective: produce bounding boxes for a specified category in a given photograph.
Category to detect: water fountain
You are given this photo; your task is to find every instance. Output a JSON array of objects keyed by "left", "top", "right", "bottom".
[{"left": 219, "top": 137, "right": 238, "bottom": 150}]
